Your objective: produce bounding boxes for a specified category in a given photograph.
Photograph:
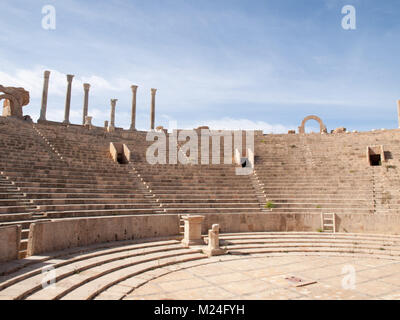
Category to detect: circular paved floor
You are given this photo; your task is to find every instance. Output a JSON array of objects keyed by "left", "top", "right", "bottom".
[{"left": 124, "top": 254, "right": 400, "bottom": 300}]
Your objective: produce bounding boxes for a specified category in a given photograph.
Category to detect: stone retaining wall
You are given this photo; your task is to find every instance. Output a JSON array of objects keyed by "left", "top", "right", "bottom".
[
  {"left": 22, "top": 213, "right": 400, "bottom": 257},
  {"left": 200, "top": 213, "right": 400, "bottom": 235},
  {"left": 27, "top": 214, "right": 180, "bottom": 255},
  {"left": 0, "top": 225, "right": 21, "bottom": 262}
]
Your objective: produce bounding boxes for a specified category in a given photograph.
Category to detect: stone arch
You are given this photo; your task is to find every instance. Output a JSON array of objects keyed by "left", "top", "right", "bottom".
[
  {"left": 298, "top": 115, "right": 327, "bottom": 134},
  {"left": 0, "top": 86, "right": 29, "bottom": 118},
  {"left": 0, "top": 94, "right": 20, "bottom": 117}
]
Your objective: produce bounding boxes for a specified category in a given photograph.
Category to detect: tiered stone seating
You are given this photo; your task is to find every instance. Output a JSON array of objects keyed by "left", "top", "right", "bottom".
[
  {"left": 0, "top": 237, "right": 206, "bottom": 300},
  {"left": 27, "top": 123, "right": 161, "bottom": 218},
  {"left": 254, "top": 131, "right": 400, "bottom": 215},
  {"left": 1, "top": 232, "right": 399, "bottom": 300},
  {"left": 0, "top": 119, "right": 162, "bottom": 225},
  {"left": 124, "top": 133, "right": 262, "bottom": 216},
  {"left": 219, "top": 232, "right": 400, "bottom": 257}
]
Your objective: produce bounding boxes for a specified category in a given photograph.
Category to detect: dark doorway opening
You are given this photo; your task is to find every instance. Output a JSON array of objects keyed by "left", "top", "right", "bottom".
[
  {"left": 117, "top": 153, "right": 126, "bottom": 164},
  {"left": 369, "top": 154, "right": 381, "bottom": 166}
]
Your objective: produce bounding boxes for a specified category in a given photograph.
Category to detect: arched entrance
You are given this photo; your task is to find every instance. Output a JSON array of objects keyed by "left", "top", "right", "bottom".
[{"left": 298, "top": 115, "right": 327, "bottom": 134}]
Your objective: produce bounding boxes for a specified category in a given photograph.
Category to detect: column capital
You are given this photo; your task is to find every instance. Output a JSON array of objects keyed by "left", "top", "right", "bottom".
[
  {"left": 151, "top": 88, "right": 157, "bottom": 95},
  {"left": 83, "top": 83, "right": 90, "bottom": 90},
  {"left": 131, "top": 85, "right": 138, "bottom": 92},
  {"left": 111, "top": 99, "right": 118, "bottom": 106},
  {"left": 44, "top": 70, "right": 51, "bottom": 78},
  {"left": 66, "top": 74, "right": 74, "bottom": 82}
]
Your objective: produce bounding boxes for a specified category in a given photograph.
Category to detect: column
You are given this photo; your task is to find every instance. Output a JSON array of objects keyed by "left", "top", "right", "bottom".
[
  {"left": 39, "top": 70, "right": 51, "bottom": 121},
  {"left": 82, "top": 83, "right": 90, "bottom": 125},
  {"left": 150, "top": 88, "right": 157, "bottom": 130},
  {"left": 63, "top": 74, "right": 74, "bottom": 124},
  {"left": 110, "top": 99, "right": 118, "bottom": 129},
  {"left": 130, "top": 85, "right": 138, "bottom": 130},
  {"left": 397, "top": 100, "right": 400, "bottom": 128}
]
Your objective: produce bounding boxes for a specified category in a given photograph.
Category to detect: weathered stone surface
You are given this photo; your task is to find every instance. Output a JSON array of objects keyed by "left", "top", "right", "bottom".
[
  {"left": 27, "top": 214, "right": 180, "bottom": 256},
  {"left": 298, "top": 115, "right": 327, "bottom": 134},
  {"left": 0, "top": 85, "right": 29, "bottom": 118},
  {"left": 0, "top": 225, "right": 21, "bottom": 263},
  {"left": 150, "top": 88, "right": 157, "bottom": 130},
  {"left": 332, "top": 127, "right": 346, "bottom": 134},
  {"left": 203, "top": 224, "right": 226, "bottom": 257},
  {"left": 181, "top": 215, "right": 205, "bottom": 247}
]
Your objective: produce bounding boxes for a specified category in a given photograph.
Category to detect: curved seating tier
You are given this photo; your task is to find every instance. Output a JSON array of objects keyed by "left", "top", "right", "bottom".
[{"left": 0, "top": 232, "right": 399, "bottom": 300}]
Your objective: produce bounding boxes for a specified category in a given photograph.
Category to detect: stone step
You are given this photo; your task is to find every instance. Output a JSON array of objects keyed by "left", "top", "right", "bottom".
[
  {"left": 37, "top": 203, "right": 159, "bottom": 212},
  {"left": 271, "top": 203, "right": 374, "bottom": 209},
  {"left": 44, "top": 208, "right": 161, "bottom": 218},
  {"left": 0, "top": 205, "right": 37, "bottom": 214},
  {"left": 0, "top": 243, "right": 203, "bottom": 300},
  {"left": 163, "top": 207, "right": 261, "bottom": 214},
  {"left": 25, "top": 192, "right": 151, "bottom": 200},
  {"left": 0, "top": 213, "right": 33, "bottom": 222},
  {"left": 32, "top": 198, "right": 156, "bottom": 205},
  {"left": 161, "top": 202, "right": 260, "bottom": 209}
]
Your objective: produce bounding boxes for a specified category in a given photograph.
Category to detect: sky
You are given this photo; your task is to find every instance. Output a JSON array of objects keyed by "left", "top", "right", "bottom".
[{"left": 0, "top": 0, "right": 399, "bottom": 133}]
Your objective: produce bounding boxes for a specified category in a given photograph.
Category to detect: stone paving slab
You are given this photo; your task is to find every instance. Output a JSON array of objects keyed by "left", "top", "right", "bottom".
[{"left": 125, "top": 254, "right": 400, "bottom": 300}]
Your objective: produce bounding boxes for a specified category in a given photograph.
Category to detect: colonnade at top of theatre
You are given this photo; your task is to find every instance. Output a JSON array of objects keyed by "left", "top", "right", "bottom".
[{"left": 38, "top": 70, "right": 157, "bottom": 130}]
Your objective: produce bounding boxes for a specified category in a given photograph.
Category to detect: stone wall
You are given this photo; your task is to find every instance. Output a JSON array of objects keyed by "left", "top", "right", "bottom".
[
  {"left": 200, "top": 213, "right": 400, "bottom": 235},
  {"left": 27, "top": 214, "right": 180, "bottom": 255},
  {"left": 17, "top": 212, "right": 400, "bottom": 258},
  {"left": 0, "top": 225, "right": 21, "bottom": 262}
]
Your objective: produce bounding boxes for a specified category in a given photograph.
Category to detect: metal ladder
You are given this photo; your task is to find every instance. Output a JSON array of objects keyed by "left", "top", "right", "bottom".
[{"left": 321, "top": 213, "right": 336, "bottom": 233}]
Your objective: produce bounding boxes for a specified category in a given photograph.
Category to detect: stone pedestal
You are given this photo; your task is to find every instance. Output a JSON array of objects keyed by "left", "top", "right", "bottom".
[
  {"left": 39, "top": 70, "right": 50, "bottom": 121},
  {"left": 181, "top": 215, "right": 205, "bottom": 247},
  {"left": 84, "top": 116, "right": 92, "bottom": 128},
  {"left": 202, "top": 224, "right": 227, "bottom": 257},
  {"left": 63, "top": 74, "right": 74, "bottom": 124}
]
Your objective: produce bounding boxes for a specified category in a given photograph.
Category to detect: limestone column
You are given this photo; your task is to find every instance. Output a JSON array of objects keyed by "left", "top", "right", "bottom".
[
  {"left": 63, "top": 74, "right": 74, "bottom": 124},
  {"left": 39, "top": 70, "right": 51, "bottom": 121},
  {"left": 110, "top": 99, "right": 118, "bottom": 129},
  {"left": 82, "top": 83, "right": 90, "bottom": 125},
  {"left": 130, "top": 85, "right": 138, "bottom": 130},
  {"left": 150, "top": 88, "right": 157, "bottom": 130},
  {"left": 397, "top": 100, "right": 400, "bottom": 128}
]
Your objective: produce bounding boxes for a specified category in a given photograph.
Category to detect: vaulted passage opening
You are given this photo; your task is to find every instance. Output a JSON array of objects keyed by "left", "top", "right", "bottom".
[
  {"left": 369, "top": 154, "right": 381, "bottom": 166},
  {"left": 367, "top": 146, "right": 385, "bottom": 167}
]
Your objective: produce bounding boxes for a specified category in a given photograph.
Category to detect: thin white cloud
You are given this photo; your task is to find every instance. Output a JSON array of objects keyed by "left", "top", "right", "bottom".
[{"left": 178, "top": 117, "right": 294, "bottom": 134}]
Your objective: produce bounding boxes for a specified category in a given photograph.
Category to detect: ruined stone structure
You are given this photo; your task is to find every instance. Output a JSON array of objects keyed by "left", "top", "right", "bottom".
[
  {"left": 0, "top": 75, "right": 400, "bottom": 300},
  {"left": 0, "top": 85, "right": 29, "bottom": 118},
  {"left": 298, "top": 115, "right": 327, "bottom": 134},
  {"left": 150, "top": 88, "right": 157, "bottom": 130},
  {"left": 63, "top": 74, "right": 74, "bottom": 124},
  {"left": 39, "top": 70, "right": 50, "bottom": 121},
  {"left": 82, "top": 83, "right": 90, "bottom": 125},
  {"left": 130, "top": 85, "right": 138, "bottom": 131}
]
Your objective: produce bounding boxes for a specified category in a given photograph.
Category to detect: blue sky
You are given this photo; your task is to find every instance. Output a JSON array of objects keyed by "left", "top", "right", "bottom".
[{"left": 0, "top": 0, "right": 399, "bottom": 132}]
